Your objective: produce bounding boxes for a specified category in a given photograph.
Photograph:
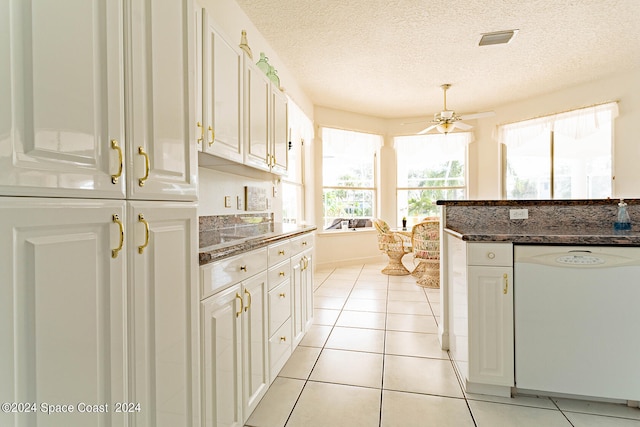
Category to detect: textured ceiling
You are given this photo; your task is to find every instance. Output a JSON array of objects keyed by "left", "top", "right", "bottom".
[{"left": 235, "top": 0, "right": 640, "bottom": 119}]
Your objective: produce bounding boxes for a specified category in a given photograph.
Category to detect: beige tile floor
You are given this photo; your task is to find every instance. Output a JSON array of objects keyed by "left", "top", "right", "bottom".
[{"left": 246, "top": 261, "right": 640, "bottom": 427}]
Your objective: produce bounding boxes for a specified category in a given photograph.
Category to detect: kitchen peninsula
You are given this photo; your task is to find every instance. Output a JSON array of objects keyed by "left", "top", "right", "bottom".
[{"left": 438, "top": 199, "right": 640, "bottom": 404}]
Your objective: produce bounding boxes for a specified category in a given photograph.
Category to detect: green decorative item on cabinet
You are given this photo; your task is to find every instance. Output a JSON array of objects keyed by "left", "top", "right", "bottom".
[
  {"left": 267, "top": 65, "right": 280, "bottom": 88},
  {"left": 256, "top": 52, "right": 270, "bottom": 74}
]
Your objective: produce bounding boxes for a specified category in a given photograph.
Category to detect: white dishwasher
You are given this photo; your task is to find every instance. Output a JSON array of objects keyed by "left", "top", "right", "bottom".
[{"left": 514, "top": 245, "right": 640, "bottom": 401}]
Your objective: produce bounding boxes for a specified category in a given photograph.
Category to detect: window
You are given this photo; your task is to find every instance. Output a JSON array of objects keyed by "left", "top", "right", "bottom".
[
  {"left": 395, "top": 133, "right": 469, "bottom": 227},
  {"left": 322, "top": 127, "right": 380, "bottom": 230},
  {"left": 499, "top": 102, "right": 617, "bottom": 199},
  {"left": 282, "top": 100, "right": 312, "bottom": 224}
]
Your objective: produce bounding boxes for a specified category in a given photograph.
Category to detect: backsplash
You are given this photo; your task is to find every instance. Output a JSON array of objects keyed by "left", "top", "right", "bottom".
[
  {"left": 440, "top": 199, "right": 640, "bottom": 232},
  {"left": 200, "top": 213, "right": 274, "bottom": 249}
]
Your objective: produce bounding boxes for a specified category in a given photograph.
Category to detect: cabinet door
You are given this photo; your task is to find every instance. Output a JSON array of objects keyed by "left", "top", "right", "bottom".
[
  {"left": 241, "top": 272, "right": 269, "bottom": 418},
  {"left": 271, "top": 88, "right": 289, "bottom": 175},
  {"left": 0, "top": 0, "right": 125, "bottom": 199},
  {"left": 129, "top": 202, "right": 199, "bottom": 426},
  {"left": 301, "top": 251, "right": 314, "bottom": 331},
  {"left": 245, "top": 61, "right": 271, "bottom": 171},
  {"left": 0, "top": 197, "right": 126, "bottom": 427},
  {"left": 202, "top": 12, "right": 243, "bottom": 163},
  {"left": 467, "top": 266, "right": 514, "bottom": 387},
  {"left": 290, "top": 253, "right": 305, "bottom": 346},
  {"left": 127, "top": 0, "right": 197, "bottom": 201},
  {"left": 202, "top": 285, "right": 243, "bottom": 427},
  {"left": 194, "top": 3, "right": 204, "bottom": 153}
]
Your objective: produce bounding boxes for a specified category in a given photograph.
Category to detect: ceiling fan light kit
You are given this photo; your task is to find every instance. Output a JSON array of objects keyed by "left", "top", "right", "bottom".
[{"left": 417, "top": 84, "right": 495, "bottom": 135}]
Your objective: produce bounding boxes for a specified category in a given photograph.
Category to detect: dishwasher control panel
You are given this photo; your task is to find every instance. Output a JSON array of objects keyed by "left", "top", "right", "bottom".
[{"left": 555, "top": 254, "right": 605, "bottom": 265}]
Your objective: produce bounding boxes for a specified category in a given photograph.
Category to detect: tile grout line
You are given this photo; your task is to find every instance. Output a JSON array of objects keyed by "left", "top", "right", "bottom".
[{"left": 280, "top": 264, "right": 364, "bottom": 426}]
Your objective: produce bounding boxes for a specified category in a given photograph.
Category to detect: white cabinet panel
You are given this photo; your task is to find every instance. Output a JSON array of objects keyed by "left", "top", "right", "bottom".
[
  {"left": 244, "top": 59, "right": 288, "bottom": 175},
  {"left": 0, "top": 197, "right": 126, "bottom": 427},
  {"left": 201, "top": 11, "right": 243, "bottom": 163},
  {"left": 271, "top": 88, "right": 289, "bottom": 175},
  {"left": 127, "top": 0, "right": 197, "bottom": 201},
  {"left": 0, "top": 0, "right": 125, "bottom": 199},
  {"left": 468, "top": 266, "right": 514, "bottom": 387},
  {"left": 202, "top": 285, "right": 243, "bottom": 427},
  {"left": 245, "top": 63, "right": 271, "bottom": 171},
  {"left": 241, "top": 272, "right": 269, "bottom": 418},
  {"left": 129, "top": 201, "right": 199, "bottom": 427},
  {"left": 291, "top": 249, "right": 313, "bottom": 346}
]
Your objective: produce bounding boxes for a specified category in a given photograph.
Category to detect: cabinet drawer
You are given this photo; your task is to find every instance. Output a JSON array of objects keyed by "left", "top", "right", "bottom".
[
  {"left": 268, "top": 259, "right": 291, "bottom": 290},
  {"left": 268, "top": 240, "right": 292, "bottom": 266},
  {"left": 290, "top": 233, "right": 313, "bottom": 256},
  {"left": 467, "top": 243, "right": 512, "bottom": 266},
  {"left": 269, "top": 318, "right": 292, "bottom": 379},
  {"left": 201, "top": 247, "right": 268, "bottom": 298},
  {"left": 268, "top": 280, "right": 291, "bottom": 335}
]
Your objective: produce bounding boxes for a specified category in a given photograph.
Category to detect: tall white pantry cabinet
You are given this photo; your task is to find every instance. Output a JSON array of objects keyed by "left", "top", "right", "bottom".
[{"left": 0, "top": 1, "right": 200, "bottom": 427}]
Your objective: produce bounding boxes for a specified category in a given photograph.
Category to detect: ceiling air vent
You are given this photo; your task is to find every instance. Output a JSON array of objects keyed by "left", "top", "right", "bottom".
[{"left": 479, "top": 29, "right": 518, "bottom": 46}]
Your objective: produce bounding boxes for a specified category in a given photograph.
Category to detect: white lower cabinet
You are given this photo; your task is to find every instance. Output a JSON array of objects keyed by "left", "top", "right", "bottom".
[
  {"left": 447, "top": 235, "right": 513, "bottom": 397},
  {"left": 291, "top": 249, "right": 313, "bottom": 347},
  {"left": 0, "top": 197, "right": 199, "bottom": 427},
  {"left": 201, "top": 271, "right": 268, "bottom": 427},
  {"left": 129, "top": 201, "right": 200, "bottom": 427},
  {"left": 200, "top": 232, "right": 314, "bottom": 425}
]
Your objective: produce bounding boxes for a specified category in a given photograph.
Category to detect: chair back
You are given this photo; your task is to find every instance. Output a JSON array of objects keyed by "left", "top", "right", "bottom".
[{"left": 411, "top": 220, "right": 440, "bottom": 261}]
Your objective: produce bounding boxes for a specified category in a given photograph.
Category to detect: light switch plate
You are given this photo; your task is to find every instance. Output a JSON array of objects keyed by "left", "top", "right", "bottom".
[{"left": 510, "top": 208, "right": 528, "bottom": 219}]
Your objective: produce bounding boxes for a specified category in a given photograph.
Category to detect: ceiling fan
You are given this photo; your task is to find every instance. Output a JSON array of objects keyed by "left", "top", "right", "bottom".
[{"left": 417, "top": 84, "right": 494, "bottom": 135}]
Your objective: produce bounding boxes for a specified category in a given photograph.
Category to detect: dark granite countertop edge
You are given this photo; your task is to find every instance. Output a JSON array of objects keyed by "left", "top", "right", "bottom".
[
  {"left": 437, "top": 198, "right": 640, "bottom": 207},
  {"left": 199, "top": 226, "right": 317, "bottom": 266},
  {"left": 444, "top": 227, "right": 640, "bottom": 246}
]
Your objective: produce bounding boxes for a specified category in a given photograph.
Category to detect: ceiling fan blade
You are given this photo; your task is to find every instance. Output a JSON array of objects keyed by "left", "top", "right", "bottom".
[
  {"left": 401, "top": 119, "right": 429, "bottom": 125},
  {"left": 454, "top": 121, "right": 473, "bottom": 130},
  {"left": 417, "top": 124, "right": 438, "bottom": 135},
  {"left": 458, "top": 111, "right": 495, "bottom": 121}
]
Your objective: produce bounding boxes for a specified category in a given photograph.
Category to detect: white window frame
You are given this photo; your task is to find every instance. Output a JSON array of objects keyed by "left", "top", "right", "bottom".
[
  {"left": 498, "top": 102, "right": 618, "bottom": 199},
  {"left": 321, "top": 127, "right": 380, "bottom": 230}
]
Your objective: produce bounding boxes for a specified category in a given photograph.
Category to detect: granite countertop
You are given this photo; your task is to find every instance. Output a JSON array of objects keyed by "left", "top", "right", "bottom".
[
  {"left": 445, "top": 225, "right": 640, "bottom": 245},
  {"left": 440, "top": 198, "right": 640, "bottom": 246},
  {"left": 199, "top": 223, "right": 317, "bottom": 266}
]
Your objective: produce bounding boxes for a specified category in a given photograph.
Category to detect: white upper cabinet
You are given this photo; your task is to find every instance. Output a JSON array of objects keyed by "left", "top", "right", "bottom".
[
  {"left": 0, "top": 0, "right": 126, "bottom": 199},
  {"left": 244, "top": 59, "right": 289, "bottom": 175},
  {"left": 0, "top": 0, "right": 197, "bottom": 200},
  {"left": 271, "top": 88, "right": 289, "bottom": 175},
  {"left": 127, "top": 0, "right": 197, "bottom": 201},
  {"left": 245, "top": 62, "right": 271, "bottom": 171},
  {"left": 200, "top": 10, "right": 243, "bottom": 163}
]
